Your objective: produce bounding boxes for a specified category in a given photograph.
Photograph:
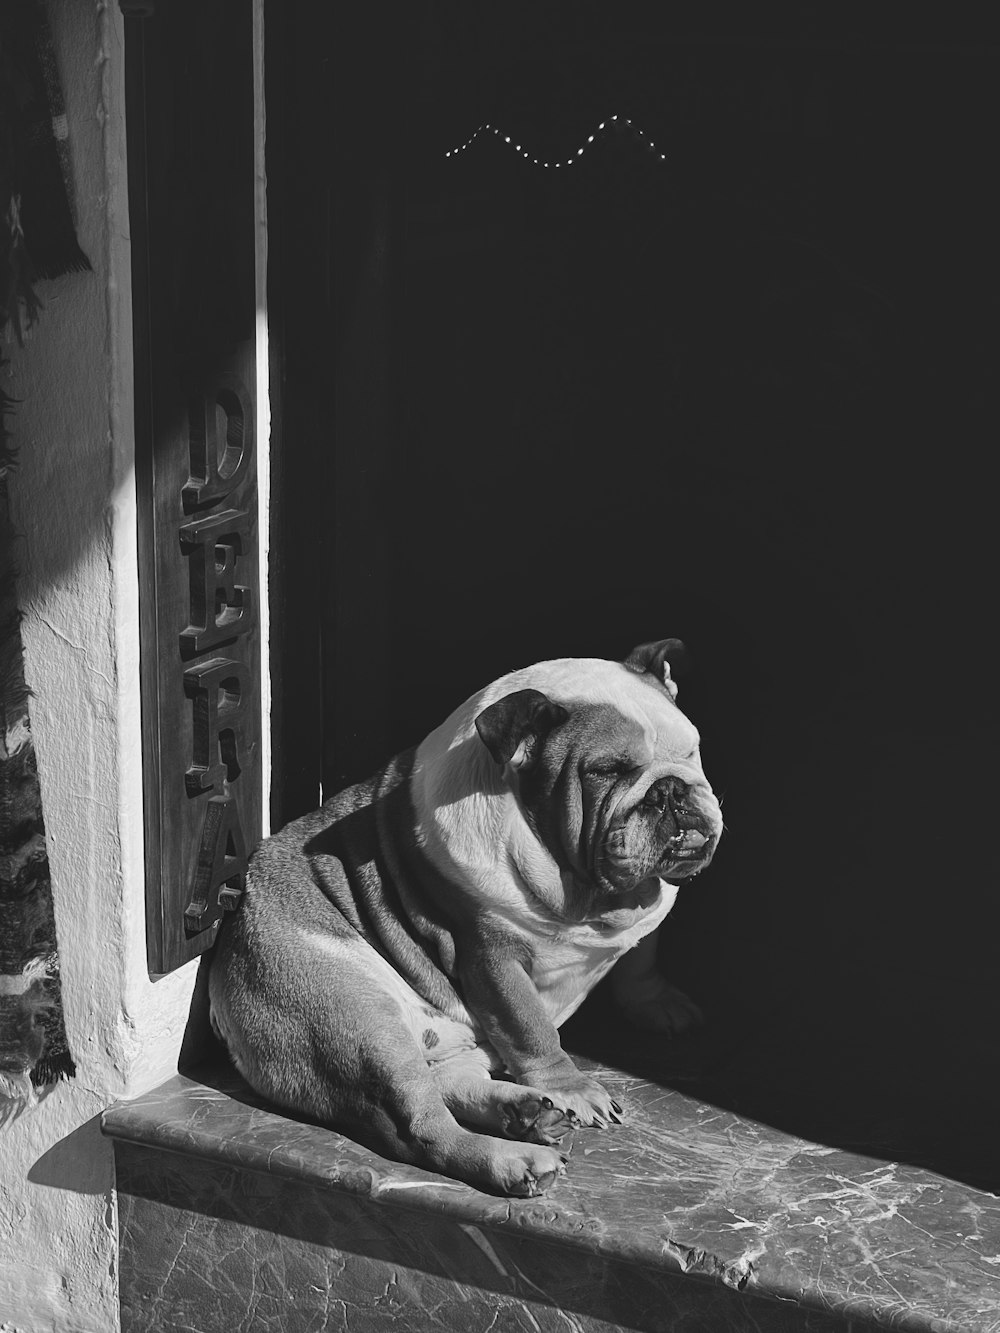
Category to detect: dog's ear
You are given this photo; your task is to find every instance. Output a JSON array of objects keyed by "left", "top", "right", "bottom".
[
  {"left": 624, "top": 638, "right": 689, "bottom": 701},
  {"left": 475, "top": 690, "right": 569, "bottom": 772}
]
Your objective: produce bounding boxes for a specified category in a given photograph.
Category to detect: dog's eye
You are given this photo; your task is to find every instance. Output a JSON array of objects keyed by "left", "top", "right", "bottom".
[{"left": 589, "top": 760, "right": 629, "bottom": 779}]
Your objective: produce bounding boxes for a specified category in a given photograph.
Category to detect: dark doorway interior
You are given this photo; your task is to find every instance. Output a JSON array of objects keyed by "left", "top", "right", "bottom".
[{"left": 268, "top": 4, "right": 1000, "bottom": 1193}]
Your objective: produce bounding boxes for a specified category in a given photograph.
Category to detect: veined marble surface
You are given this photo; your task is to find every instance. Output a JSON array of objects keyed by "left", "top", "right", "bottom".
[
  {"left": 114, "top": 1142, "right": 867, "bottom": 1332},
  {"left": 104, "top": 1063, "right": 1000, "bottom": 1331}
]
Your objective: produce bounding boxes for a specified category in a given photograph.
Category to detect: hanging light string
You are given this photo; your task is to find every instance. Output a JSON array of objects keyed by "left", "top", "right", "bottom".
[{"left": 444, "top": 113, "right": 666, "bottom": 167}]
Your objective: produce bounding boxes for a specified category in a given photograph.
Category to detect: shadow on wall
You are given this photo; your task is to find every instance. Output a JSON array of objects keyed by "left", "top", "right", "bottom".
[{"left": 26, "top": 1113, "right": 112, "bottom": 1195}]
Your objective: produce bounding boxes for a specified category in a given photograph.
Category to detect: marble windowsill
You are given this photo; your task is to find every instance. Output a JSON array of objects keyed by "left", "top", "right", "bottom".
[{"left": 102, "top": 1059, "right": 1000, "bottom": 1331}]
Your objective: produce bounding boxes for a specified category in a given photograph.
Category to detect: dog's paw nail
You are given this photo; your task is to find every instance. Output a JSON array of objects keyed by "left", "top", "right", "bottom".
[{"left": 611, "top": 1099, "right": 623, "bottom": 1114}]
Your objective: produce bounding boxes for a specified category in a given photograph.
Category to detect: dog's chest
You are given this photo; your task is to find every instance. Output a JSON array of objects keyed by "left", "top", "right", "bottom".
[{"left": 529, "top": 885, "right": 677, "bottom": 1027}]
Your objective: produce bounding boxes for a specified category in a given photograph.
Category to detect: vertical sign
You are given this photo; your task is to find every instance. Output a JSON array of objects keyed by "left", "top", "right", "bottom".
[{"left": 124, "top": 0, "right": 263, "bottom": 972}]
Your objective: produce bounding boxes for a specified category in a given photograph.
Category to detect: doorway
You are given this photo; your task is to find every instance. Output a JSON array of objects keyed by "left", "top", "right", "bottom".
[{"left": 267, "top": 5, "right": 1000, "bottom": 1192}]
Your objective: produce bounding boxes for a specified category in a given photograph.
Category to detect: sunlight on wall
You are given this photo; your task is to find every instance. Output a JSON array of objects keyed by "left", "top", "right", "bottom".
[{"left": 0, "top": 1, "right": 268, "bottom": 1328}]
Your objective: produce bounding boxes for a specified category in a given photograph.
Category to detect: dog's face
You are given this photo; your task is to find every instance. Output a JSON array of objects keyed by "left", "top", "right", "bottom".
[
  {"left": 515, "top": 693, "right": 720, "bottom": 897},
  {"left": 470, "top": 640, "right": 722, "bottom": 917}
]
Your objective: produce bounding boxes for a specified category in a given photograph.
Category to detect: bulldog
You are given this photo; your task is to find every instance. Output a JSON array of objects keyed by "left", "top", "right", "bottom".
[{"left": 208, "top": 639, "right": 722, "bottom": 1197}]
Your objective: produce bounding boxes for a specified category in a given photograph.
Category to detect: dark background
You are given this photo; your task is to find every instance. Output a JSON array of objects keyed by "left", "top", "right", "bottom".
[{"left": 267, "top": 4, "right": 999, "bottom": 1191}]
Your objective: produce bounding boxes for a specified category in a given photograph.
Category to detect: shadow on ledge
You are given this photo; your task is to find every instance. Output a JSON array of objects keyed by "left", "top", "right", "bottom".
[{"left": 561, "top": 924, "right": 1000, "bottom": 1199}]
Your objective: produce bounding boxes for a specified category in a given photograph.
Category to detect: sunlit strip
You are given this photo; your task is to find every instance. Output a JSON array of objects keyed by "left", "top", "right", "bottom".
[
  {"left": 444, "top": 113, "right": 666, "bottom": 166},
  {"left": 253, "top": 0, "right": 272, "bottom": 835}
]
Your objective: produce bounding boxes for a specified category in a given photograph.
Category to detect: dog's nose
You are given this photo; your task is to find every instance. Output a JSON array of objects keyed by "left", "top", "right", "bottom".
[{"left": 646, "top": 775, "right": 688, "bottom": 806}]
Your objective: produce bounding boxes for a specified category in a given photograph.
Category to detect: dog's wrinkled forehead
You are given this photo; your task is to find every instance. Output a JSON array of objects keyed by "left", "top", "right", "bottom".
[{"left": 546, "top": 669, "right": 700, "bottom": 771}]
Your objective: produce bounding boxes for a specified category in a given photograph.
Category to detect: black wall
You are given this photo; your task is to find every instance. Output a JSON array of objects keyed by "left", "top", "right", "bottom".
[{"left": 271, "top": 4, "right": 1000, "bottom": 1190}]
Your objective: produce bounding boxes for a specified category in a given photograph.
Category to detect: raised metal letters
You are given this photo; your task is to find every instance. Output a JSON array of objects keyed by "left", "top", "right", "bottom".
[
  {"left": 178, "top": 508, "right": 253, "bottom": 656},
  {"left": 183, "top": 657, "right": 250, "bottom": 795},
  {"left": 182, "top": 374, "right": 254, "bottom": 510},
  {"left": 184, "top": 794, "right": 249, "bottom": 932},
  {"left": 180, "top": 390, "right": 254, "bottom": 934}
]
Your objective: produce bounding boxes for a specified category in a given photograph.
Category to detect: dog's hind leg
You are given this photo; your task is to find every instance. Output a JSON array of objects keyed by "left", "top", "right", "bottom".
[
  {"left": 431, "top": 1060, "right": 578, "bottom": 1146},
  {"left": 211, "top": 924, "right": 567, "bottom": 1197},
  {"left": 270, "top": 1011, "right": 571, "bottom": 1197},
  {"left": 342, "top": 1043, "right": 570, "bottom": 1197}
]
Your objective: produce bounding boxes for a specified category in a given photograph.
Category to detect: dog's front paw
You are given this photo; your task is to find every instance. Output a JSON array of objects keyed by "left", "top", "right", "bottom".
[
  {"left": 615, "top": 975, "right": 704, "bottom": 1035},
  {"left": 500, "top": 1093, "right": 576, "bottom": 1146},
  {"left": 520, "top": 1061, "right": 623, "bottom": 1129}
]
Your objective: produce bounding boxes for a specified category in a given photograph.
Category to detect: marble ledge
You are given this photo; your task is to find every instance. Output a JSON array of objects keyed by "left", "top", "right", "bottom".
[{"left": 102, "top": 1062, "right": 1000, "bottom": 1331}]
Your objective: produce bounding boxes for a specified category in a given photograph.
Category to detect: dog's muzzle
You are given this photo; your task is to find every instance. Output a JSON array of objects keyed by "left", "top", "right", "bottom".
[
  {"left": 600, "top": 774, "right": 719, "bottom": 889},
  {"left": 661, "top": 825, "right": 717, "bottom": 878},
  {"left": 655, "top": 776, "right": 719, "bottom": 876}
]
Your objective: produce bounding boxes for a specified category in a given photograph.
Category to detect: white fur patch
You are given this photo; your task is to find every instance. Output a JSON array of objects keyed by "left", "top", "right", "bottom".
[
  {"left": 527, "top": 882, "right": 679, "bottom": 1027},
  {"left": 411, "top": 657, "right": 714, "bottom": 922},
  {"left": 405, "top": 656, "right": 719, "bottom": 1047}
]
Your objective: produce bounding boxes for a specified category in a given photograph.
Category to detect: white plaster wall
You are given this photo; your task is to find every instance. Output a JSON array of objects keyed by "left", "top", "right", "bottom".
[{"left": 0, "top": 2, "right": 268, "bottom": 1328}]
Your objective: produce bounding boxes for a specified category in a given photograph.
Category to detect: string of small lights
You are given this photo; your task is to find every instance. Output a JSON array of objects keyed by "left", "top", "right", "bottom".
[{"left": 444, "top": 114, "right": 666, "bottom": 167}]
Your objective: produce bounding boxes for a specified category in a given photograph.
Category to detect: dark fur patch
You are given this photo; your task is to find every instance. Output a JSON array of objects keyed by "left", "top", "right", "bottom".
[
  {"left": 422, "top": 1028, "right": 440, "bottom": 1049},
  {"left": 516, "top": 703, "right": 650, "bottom": 908}
]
